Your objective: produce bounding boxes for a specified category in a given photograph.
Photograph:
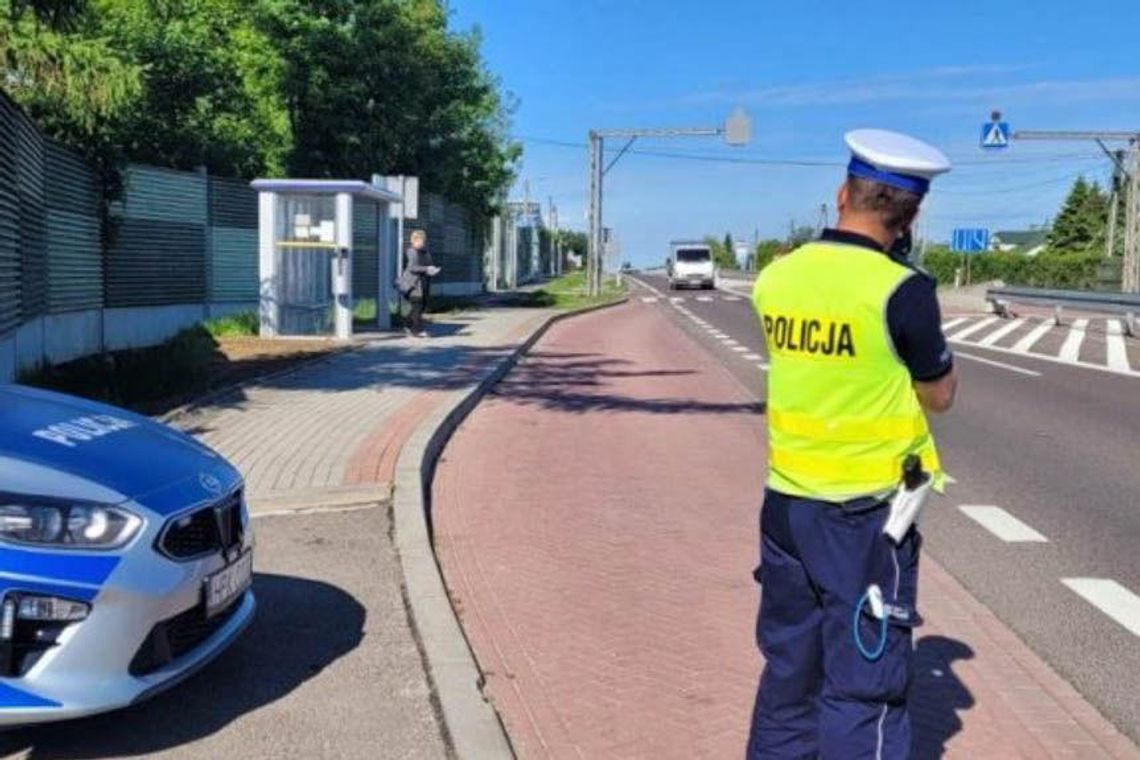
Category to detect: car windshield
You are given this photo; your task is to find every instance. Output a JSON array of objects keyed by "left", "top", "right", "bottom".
[{"left": 676, "top": 249, "right": 710, "bottom": 263}]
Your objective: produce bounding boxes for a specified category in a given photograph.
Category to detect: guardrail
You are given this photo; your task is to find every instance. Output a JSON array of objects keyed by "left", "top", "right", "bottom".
[{"left": 985, "top": 286, "right": 1140, "bottom": 335}]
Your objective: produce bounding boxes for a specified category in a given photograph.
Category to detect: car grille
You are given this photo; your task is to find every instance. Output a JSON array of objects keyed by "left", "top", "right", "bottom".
[
  {"left": 159, "top": 492, "right": 244, "bottom": 560},
  {"left": 129, "top": 598, "right": 244, "bottom": 677}
]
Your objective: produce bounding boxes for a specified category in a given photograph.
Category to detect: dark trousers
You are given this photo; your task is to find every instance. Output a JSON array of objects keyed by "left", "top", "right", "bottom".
[
  {"left": 747, "top": 489, "right": 922, "bottom": 760},
  {"left": 407, "top": 296, "right": 425, "bottom": 333}
]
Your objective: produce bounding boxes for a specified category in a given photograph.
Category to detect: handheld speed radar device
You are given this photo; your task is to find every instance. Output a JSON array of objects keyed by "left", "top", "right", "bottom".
[{"left": 881, "top": 455, "right": 931, "bottom": 544}]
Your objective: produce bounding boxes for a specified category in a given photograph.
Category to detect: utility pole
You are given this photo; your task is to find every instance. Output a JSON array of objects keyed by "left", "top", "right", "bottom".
[
  {"left": 587, "top": 130, "right": 603, "bottom": 295},
  {"left": 585, "top": 109, "right": 751, "bottom": 296},
  {"left": 548, "top": 196, "right": 559, "bottom": 276},
  {"left": 815, "top": 203, "right": 829, "bottom": 235},
  {"left": 1125, "top": 147, "right": 1140, "bottom": 292},
  {"left": 1011, "top": 129, "right": 1140, "bottom": 292},
  {"left": 1103, "top": 149, "right": 1127, "bottom": 260}
]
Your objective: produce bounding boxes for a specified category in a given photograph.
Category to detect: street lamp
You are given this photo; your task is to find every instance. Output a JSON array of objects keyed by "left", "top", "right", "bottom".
[{"left": 585, "top": 108, "right": 752, "bottom": 296}]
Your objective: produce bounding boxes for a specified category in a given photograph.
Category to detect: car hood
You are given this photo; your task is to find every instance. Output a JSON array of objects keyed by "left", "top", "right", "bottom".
[{"left": 0, "top": 385, "right": 239, "bottom": 514}]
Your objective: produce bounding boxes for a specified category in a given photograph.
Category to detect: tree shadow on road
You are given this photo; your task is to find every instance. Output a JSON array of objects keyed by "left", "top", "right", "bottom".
[
  {"left": 491, "top": 352, "right": 765, "bottom": 416},
  {"left": 910, "top": 634, "right": 976, "bottom": 759},
  {"left": 0, "top": 573, "right": 364, "bottom": 759}
]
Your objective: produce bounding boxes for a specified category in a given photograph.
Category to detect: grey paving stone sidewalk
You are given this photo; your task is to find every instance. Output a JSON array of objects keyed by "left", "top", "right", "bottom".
[{"left": 172, "top": 307, "right": 551, "bottom": 513}]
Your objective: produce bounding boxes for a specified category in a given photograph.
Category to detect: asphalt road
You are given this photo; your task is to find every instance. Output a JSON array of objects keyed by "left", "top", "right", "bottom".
[
  {"left": 629, "top": 271, "right": 1140, "bottom": 742},
  {"left": 0, "top": 505, "right": 448, "bottom": 760}
]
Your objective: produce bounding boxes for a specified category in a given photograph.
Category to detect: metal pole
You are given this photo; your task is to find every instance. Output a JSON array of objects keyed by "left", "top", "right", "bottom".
[
  {"left": 1009, "top": 129, "right": 1140, "bottom": 292},
  {"left": 1106, "top": 187, "right": 1119, "bottom": 260},
  {"left": 1125, "top": 145, "right": 1140, "bottom": 293},
  {"left": 596, "top": 137, "right": 605, "bottom": 296},
  {"left": 396, "top": 175, "right": 406, "bottom": 291},
  {"left": 587, "top": 131, "right": 604, "bottom": 297},
  {"left": 586, "top": 132, "right": 595, "bottom": 295}
]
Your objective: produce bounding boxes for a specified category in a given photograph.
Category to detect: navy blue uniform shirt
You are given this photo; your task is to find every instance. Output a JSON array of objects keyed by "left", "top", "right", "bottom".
[{"left": 818, "top": 228, "right": 953, "bottom": 382}]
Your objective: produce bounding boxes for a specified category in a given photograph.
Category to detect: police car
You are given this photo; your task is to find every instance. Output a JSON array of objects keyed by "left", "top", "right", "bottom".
[{"left": 0, "top": 384, "right": 254, "bottom": 724}]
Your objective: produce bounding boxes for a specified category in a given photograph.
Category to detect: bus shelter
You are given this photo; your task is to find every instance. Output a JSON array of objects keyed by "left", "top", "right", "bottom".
[{"left": 251, "top": 179, "right": 402, "bottom": 339}]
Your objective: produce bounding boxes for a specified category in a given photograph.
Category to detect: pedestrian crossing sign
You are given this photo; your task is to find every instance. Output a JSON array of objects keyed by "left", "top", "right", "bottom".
[{"left": 981, "top": 121, "right": 1010, "bottom": 149}]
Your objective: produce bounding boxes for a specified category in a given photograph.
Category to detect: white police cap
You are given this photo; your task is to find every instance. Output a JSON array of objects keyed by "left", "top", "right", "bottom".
[{"left": 844, "top": 129, "right": 951, "bottom": 196}]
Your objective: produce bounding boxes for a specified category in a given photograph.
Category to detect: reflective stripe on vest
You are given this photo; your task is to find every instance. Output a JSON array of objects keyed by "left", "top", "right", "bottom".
[{"left": 753, "top": 241, "right": 943, "bottom": 499}]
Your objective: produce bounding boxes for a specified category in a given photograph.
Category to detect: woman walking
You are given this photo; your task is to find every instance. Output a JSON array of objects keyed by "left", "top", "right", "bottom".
[{"left": 401, "top": 229, "right": 439, "bottom": 337}]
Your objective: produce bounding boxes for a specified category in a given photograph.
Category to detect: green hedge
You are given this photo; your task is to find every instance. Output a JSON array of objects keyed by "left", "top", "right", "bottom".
[
  {"left": 19, "top": 326, "right": 222, "bottom": 411},
  {"left": 922, "top": 249, "right": 1106, "bottom": 290}
]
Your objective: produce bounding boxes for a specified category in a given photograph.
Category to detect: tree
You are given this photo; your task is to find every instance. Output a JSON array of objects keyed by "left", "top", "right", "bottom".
[
  {"left": 3, "top": 0, "right": 289, "bottom": 180},
  {"left": 787, "top": 225, "right": 815, "bottom": 246},
  {"left": 1048, "top": 177, "right": 1109, "bottom": 253},
  {"left": 4, "top": 0, "right": 519, "bottom": 212},
  {"left": 554, "top": 229, "right": 587, "bottom": 268},
  {"left": 707, "top": 233, "right": 737, "bottom": 270},
  {"left": 92, "top": 0, "right": 291, "bottom": 178},
  {"left": 2, "top": 0, "right": 140, "bottom": 138},
  {"left": 753, "top": 239, "right": 783, "bottom": 271},
  {"left": 260, "top": 0, "right": 519, "bottom": 214}
]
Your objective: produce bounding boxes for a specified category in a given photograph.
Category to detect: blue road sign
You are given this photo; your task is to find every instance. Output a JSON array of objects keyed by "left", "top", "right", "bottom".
[
  {"left": 981, "top": 121, "right": 1010, "bottom": 149},
  {"left": 952, "top": 228, "right": 990, "bottom": 253}
]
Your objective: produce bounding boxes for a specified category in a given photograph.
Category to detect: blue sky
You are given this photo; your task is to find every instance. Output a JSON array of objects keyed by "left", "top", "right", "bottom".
[{"left": 452, "top": 0, "right": 1140, "bottom": 267}]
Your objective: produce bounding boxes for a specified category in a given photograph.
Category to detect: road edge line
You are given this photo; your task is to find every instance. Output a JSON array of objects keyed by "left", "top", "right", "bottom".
[{"left": 391, "top": 297, "right": 629, "bottom": 760}]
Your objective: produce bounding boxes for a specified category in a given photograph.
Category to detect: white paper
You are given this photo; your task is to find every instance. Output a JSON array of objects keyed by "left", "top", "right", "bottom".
[{"left": 318, "top": 220, "right": 336, "bottom": 243}]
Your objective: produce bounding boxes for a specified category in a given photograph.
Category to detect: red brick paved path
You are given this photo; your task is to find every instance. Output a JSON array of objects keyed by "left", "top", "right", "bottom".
[{"left": 433, "top": 301, "right": 1139, "bottom": 760}]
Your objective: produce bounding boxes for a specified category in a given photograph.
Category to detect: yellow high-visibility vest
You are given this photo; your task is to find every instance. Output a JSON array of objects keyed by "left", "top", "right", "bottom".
[{"left": 752, "top": 241, "right": 943, "bottom": 499}]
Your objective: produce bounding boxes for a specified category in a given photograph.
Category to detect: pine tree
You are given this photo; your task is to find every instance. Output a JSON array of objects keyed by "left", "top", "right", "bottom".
[{"left": 1048, "top": 177, "right": 1109, "bottom": 253}]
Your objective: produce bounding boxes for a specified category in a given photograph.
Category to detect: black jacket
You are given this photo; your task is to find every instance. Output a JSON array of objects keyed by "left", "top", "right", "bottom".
[{"left": 403, "top": 246, "right": 435, "bottom": 300}]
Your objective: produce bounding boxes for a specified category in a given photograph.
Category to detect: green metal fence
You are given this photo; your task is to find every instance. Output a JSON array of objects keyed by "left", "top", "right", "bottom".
[{"left": 1, "top": 87, "right": 489, "bottom": 377}]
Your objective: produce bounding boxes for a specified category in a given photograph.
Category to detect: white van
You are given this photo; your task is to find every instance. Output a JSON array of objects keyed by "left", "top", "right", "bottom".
[{"left": 668, "top": 241, "right": 715, "bottom": 290}]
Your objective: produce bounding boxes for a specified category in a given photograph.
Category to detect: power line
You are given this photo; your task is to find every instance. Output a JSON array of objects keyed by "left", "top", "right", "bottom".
[
  {"left": 515, "top": 134, "right": 1100, "bottom": 168},
  {"left": 934, "top": 162, "right": 1105, "bottom": 196}
]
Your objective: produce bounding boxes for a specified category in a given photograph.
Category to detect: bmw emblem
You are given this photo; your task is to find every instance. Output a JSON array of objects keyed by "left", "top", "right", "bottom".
[{"left": 199, "top": 472, "right": 223, "bottom": 496}]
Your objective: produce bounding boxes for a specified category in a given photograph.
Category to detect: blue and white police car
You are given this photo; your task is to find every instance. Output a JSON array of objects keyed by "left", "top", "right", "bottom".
[{"left": 0, "top": 383, "right": 254, "bottom": 724}]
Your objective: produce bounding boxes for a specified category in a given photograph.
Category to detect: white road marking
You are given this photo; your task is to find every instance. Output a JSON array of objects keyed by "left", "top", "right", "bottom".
[
  {"left": 948, "top": 317, "right": 999, "bottom": 342},
  {"left": 1106, "top": 320, "right": 1131, "bottom": 372},
  {"left": 1010, "top": 319, "right": 1054, "bottom": 354},
  {"left": 944, "top": 473, "right": 957, "bottom": 485},
  {"left": 640, "top": 296, "right": 658, "bottom": 303},
  {"left": 670, "top": 297, "right": 684, "bottom": 303},
  {"left": 960, "top": 339, "right": 1140, "bottom": 379},
  {"left": 732, "top": 346, "right": 749, "bottom": 352},
  {"left": 757, "top": 362, "right": 770, "bottom": 371},
  {"left": 1061, "top": 578, "right": 1140, "bottom": 638},
  {"left": 977, "top": 318, "right": 1026, "bottom": 347},
  {"left": 955, "top": 351, "right": 1042, "bottom": 377},
  {"left": 743, "top": 353, "right": 762, "bottom": 360},
  {"left": 958, "top": 506, "right": 1048, "bottom": 542},
  {"left": 711, "top": 332, "right": 728, "bottom": 338},
  {"left": 696, "top": 296, "right": 714, "bottom": 302},
  {"left": 720, "top": 338, "right": 739, "bottom": 346},
  {"left": 941, "top": 317, "right": 969, "bottom": 331},
  {"left": 1058, "top": 318, "right": 1088, "bottom": 363}
]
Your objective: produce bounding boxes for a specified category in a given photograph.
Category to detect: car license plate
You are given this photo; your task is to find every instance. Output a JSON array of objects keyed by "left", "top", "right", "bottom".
[{"left": 204, "top": 551, "right": 253, "bottom": 618}]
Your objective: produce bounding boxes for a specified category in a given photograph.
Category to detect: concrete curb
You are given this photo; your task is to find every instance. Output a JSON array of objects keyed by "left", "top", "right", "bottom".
[{"left": 392, "top": 297, "right": 628, "bottom": 760}]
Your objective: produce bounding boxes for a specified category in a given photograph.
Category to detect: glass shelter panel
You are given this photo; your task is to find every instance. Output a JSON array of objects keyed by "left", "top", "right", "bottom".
[{"left": 274, "top": 194, "right": 337, "bottom": 335}]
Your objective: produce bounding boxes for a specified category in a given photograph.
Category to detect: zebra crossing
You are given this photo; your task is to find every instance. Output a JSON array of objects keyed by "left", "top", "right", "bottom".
[{"left": 942, "top": 315, "right": 1140, "bottom": 377}]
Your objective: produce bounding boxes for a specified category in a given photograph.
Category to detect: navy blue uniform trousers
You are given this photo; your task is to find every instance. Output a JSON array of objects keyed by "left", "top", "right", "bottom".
[{"left": 747, "top": 488, "right": 922, "bottom": 760}]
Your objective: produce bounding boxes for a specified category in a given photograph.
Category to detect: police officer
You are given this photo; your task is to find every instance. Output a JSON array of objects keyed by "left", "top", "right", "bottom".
[{"left": 747, "top": 129, "right": 958, "bottom": 759}]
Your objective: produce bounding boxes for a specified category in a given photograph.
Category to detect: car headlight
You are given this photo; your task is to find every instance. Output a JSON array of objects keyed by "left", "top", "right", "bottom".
[{"left": 0, "top": 501, "right": 142, "bottom": 549}]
